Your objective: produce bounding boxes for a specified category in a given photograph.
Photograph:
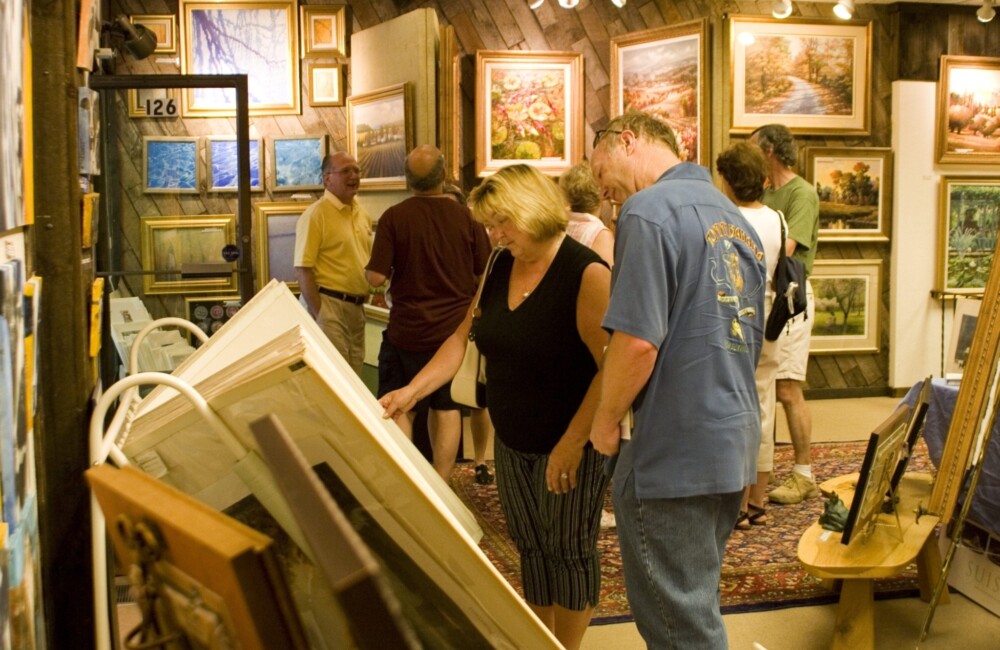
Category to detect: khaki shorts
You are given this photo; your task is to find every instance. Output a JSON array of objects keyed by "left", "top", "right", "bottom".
[
  {"left": 774, "top": 280, "right": 815, "bottom": 382},
  {"left": 755, "top": 336, "right": 779, "bottom": 473}
]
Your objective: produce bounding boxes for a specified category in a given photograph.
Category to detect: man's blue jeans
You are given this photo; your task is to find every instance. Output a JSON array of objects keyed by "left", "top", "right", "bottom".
[{"left": 612, "top": 445, "right": 742, "bottom": 649}]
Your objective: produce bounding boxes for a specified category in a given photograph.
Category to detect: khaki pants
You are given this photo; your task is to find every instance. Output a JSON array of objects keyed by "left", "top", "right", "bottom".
[{"left": 314, "top": 294, "right": 366, "bottom": 375}]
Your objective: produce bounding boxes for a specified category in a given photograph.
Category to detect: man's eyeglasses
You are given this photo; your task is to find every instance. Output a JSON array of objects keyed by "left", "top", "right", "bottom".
[
  {"left": 325, "top": 166, "right": 362, "bottom": 176},
  {"left": 592, "top": 129, "right": 622, "bottom": 149}
]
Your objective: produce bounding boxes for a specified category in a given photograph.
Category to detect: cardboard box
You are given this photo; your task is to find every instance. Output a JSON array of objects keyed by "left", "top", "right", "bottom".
[{"left": 940, "top": 520, "right": 1000, "bottom": 616}]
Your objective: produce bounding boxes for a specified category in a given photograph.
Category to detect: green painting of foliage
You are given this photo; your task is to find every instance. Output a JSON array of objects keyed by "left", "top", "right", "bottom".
[
  {"left": 812, "top": 277, "right": 868, "bottom": 337},
  {"left": 946, "top": 183, "right": 1000, "bottom": 291}
]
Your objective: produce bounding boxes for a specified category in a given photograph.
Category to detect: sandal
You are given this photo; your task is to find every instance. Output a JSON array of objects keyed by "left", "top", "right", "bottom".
[
  {"left": 474, "top": 464, "right": 494, "bottom": 485},
  {"left": 747, "top": 503, "right": 768, "bottom": 526},
  {"left": 735, "top": 510, "right": 751, "bottom": 531}
]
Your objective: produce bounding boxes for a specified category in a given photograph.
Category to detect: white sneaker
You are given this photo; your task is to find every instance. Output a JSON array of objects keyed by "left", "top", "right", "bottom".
[{"left": 600, "top": 509, "right": 616, "bottom": 529}]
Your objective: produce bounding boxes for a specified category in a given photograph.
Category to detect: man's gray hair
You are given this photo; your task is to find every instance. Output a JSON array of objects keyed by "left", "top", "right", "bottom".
[
  {"left": 595, "top": 111, "right": 679, "bottom": 157},
  {"left": 751, "top": 124, "right": 797, "bottom": 168}
]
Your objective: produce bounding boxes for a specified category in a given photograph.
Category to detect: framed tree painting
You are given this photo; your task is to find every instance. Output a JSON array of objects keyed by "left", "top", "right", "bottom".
[
  {"left": 809, "top": 259, "right": 881, "bottom": 354},
  {"left": 300, "top": 4, "right": 348, "bottom": 58},
  {"left": 140, "top": 215, "right": 237, "bottom": 295},
  {"left": 307, "top": 63, "right": 345, "bottom": 107},
  {"left": 253, "top": 201, "right": 309, "bottom": 292},
  {"left": 804, "top": 147, "right": 892, "bottom": 242},
  {"left": 610, "top": 19, "right": 709, "bottom": 165},
  {"left": 347, "top": 83, "right": 412, "bottom": 190},
  {"left": 206, "top": 136, "right": 263, "bottom": 193},
  {"left": 938, "top": 176, "right": 1000, "bottom": 295},
  {"left": 727, "top": 15, "right": 871, "bottom": 134},
  {"left": 936, "top": 55, "right": 1000, "bottom": 164},
  {"left": 142, "top": 137, "right": 199, "bottom": 194},
  {"left": 130, "top": 14, "right": 177, "bottom": 53},
  {"left": 180, "top": 0, "right": 299, "bottom": 116},
  {"left": 475, "top": 51, "right": 584, "bottom": 177},
  {"left": 269, "top": 135, "right": 327, "bottom": 192}
]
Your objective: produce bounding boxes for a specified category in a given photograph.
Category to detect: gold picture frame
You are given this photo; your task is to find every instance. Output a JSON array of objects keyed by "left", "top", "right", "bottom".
[
  {"left": 809, "top": 259, "right": 882, "bottom": 354},
  {"left": 205, "top": 135, "right": 264, "bottom": 193},
  {"left": 347, "top": 83, "right": 413, "bottom": 190},
  {"left": 139, "top": 215, "right": 237, "bottom": 295},
  {"left": 300, "top": 4, "right": 348, "bottom": 58},
  {"left": 610, "top": 19, "right": 709, "bottom": 165},
  {"left": 180, "top": 0, "right": 300, "bottom": 117},
  {"left": 307, "top": 63, "right": 345, "bottom": 107},
  {"left": 142, "top": 136, "right": 200, "bottom": 194},
  {"left": 253, "top": 201, "right": 310, "bottom": 292},
  {"left": 936, "top": 55, "right": 1000, "bottom": 165},
  {"left": 803, "top": 146, "right": 893, "bottom": 242},
  {"left": 475, "top": 50, "right": 584, "bottom": 177},
  {"left": 130, "top": 14, "right": 177, "bottom": 53},
  {"left": 269, "top": 134, "right": 328, "bottom": 192},
  {"left": 937, "top": 176, "right": 1000, "bottom": 295},
  {"left": 727, "top": 15, "right": 871, "bottom": 134}
]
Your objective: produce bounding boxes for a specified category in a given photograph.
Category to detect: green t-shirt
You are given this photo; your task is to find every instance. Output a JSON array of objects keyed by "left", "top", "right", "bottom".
[{"left": 762, "top": 175, "right": 819, "bottom": 275}]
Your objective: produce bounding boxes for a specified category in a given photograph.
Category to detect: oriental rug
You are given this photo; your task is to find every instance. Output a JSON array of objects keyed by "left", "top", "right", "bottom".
[{"left": 452, "top": 439, "right": 934, "bottom": 624}]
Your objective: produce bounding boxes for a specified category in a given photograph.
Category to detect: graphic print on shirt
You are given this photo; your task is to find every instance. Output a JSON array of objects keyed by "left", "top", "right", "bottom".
[{"left": 705, "top": 221, "right": 764, "bottom": 352}]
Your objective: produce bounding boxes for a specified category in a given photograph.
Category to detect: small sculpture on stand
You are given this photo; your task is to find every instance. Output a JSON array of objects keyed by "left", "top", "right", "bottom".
[{"left": 818, "top": 489, "right": 849, "bottom": 532}]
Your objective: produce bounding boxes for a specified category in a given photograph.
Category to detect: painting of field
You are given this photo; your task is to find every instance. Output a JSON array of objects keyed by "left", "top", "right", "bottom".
[
  {"left": 941, "top": 61, "right": 1000, "bottom": 159},
  {"left": 353, "top": 92, "right": 407, "bottom": 183},
  {"left": 814, "top": 156, "right": 881, "bottom": 231}
]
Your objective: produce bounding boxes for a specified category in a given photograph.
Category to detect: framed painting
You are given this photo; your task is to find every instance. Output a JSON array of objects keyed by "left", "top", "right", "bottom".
[
  {"left": 127, "top": 88, "right": 180, "bottom": 118},
  {"left": 180, "top": 0, "right": 299, "bottom": 117},
  {"left": 254, "top": 201, "right": 308, "bottom": 292},
  {"left": 206, "top": 136, "right": 263, "bottom": 193},
  {"left": 300, "top": 4, "right": 348, "bottom": 58},
  {"left": 347, "top": 83, "right": 413, "bottom": 190},
  {"left": 610, "top": 19, "right": 709, "bottom": 166},
  {"left": 185, "top": 295, "right": 242, "bottom": 339},
  {"left": 946, "top": 297, "right": 982, "bottom": 376},
  {"left": 938, "top": 176, "right": 1000, "bottom": 294},
  {"left": 727, "top": 16, "right": 871, "bottom": 134},
  {"left": 841, "top": 403, "right": 912, "bottom": 545},
  {"left": 804, "top": 146, "right": 893, "bottom": 242},
  {"left": 130, "top": 14, "right": 177, "bottom": 53},
  {"left": 142, "top": 136, "right": 199, "bottom": 194},
  {"left": 936, "top": 55, "right": 1000, "bottom": 164},
  {"left": 139, "top": 215, "right": 237, "bottom": 295},
  {"left": 809, "top": 259, "right": 881, "bottom": 354},
  {"left": 307, "top": 63, "right": 345, "bottom": 107},
  {"left": 269, "top": 135, "right": 327, "bottom": 192},
  {"left": 476, "top": 51, "right": 584, "bottom": 177}
]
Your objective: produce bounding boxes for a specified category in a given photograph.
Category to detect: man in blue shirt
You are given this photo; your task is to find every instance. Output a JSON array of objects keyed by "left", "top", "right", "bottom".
[{"left": 590, "top": 112, "right": 766, "bottom": 649}]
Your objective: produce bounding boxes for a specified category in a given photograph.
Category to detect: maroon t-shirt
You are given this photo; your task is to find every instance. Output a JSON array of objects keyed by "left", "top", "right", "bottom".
[{"left": 367, "top": 196, "right": 491, "bottom": 351}]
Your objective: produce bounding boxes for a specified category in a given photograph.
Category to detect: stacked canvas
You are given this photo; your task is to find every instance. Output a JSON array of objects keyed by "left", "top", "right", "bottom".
[{"left": 118, "top": 281, "right": 558, "bottom": 649}]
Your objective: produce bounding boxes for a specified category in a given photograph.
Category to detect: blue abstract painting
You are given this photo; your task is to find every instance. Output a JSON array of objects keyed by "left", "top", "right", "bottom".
[
  {"left": 209, "top": 138, "right": 261, "bottom": 191},
  {"left": 145, "top": 139, "right": 198, "bottom": 192},
  {"left": 273, "top": 137, "right": 324, "bottom": 189}
]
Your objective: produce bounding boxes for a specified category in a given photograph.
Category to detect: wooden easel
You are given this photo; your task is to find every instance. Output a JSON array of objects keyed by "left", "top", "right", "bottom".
[{"left": 797, "top": 472, "right": 946, "bottom": 650}]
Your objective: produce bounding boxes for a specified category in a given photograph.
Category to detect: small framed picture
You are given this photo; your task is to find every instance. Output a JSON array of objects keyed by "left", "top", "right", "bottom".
[
  {"left": 307, "top": 63, "right": 345, "bottom": 107},
  {"left": 130, "top": 14, "right": 177, "bottom": 53},
  {"left": 206, "top": 136, "right": 263, "bottom": 193},
  {"left": 809, "top": 259, "right": 882, "bottom": 354},
  {"left": 186, "top": 295, "right": 242, "bottom": 340},
  {"left": 142, "top": 137, "right": 199, "bottom": 194},
  {"left": 945, "top": 297, "right": 982, "bottom": 376},
  {"left": 253, "top": 201, "right": 310, "bottom": 292},
  {"left": 300, "top": 4, "right": 348, "bottom": 58},
  {"left": 127, "top": 88, "right": 180, "bottom": 118},
  {"left": 269, "top": 135, "right": 327, "bottom": 192},
  {"left": 803, "top": 146, "right": 893, "bottom": 242}
]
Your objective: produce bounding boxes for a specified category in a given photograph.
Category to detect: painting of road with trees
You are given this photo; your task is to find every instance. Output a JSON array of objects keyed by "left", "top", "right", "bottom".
[{"left": 743, "top": 35, "right": 854, "bottom": 116}]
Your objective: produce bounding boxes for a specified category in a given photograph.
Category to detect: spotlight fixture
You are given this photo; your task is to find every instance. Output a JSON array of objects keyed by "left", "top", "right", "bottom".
[
  {"left": 771, "top": 0, "right": 792, "bottom": 19},
  {"left": 833, "top": 0, "right": 854, "bottom": 20},
  {"left": 529, "top": 0, "right": 623, "bottom": 8},
  {"left": 611, "top": 0, "right": 627, "bottom": 7},
  {"left": 105, "top": 15, "right": 157, "bottom": 60},
  {"left": 558, "top": 0, "right": 581, "bottom": 7},
  {"left": 979, "top": 0, "right": 996, "bottom": 23},
  {"left": 529, "top": 0, "right": 544, "bottom": 8}
]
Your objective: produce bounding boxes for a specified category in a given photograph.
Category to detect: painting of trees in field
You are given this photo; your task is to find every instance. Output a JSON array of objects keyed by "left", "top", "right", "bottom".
[
  {"left": 937, "top": 57, "right": 1000, "bottom": 163},
  {"left": 940, "top": 178, "right": 1000, "bottom": 293},
  {"left": 744, "top": 35, "right": 853, "bottom": 116},
  {"left": 348, "top": 83, "right": 411, "bottom": 190},
  {"left": 809, "top": 260, "right": 881, "bottom": 353},
  {"left": 807, "top": 147, "right": 892, "bottom": 241}
]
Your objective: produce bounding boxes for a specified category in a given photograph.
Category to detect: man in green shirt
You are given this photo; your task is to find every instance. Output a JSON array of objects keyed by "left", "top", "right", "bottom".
[{"left": 751, "top": 124, "right": 820, "bottom": 505}]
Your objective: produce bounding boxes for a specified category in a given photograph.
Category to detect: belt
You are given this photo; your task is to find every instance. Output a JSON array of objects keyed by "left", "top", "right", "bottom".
[{"left": 318, "top": 287, "right": 367, "bottom": 305}]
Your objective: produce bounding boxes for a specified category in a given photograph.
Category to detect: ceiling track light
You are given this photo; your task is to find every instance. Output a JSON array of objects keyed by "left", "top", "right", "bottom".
[
  {"left": 529, "top": 0, "right": 544, "bottom": 8},
  {"left": 528, "top": 0, "right": 625, "bottom": 9},
  {"left": 771, "top": 0, "right": 792, "bottom": 20},
  {"left": 833, "top": 0, "right": 854, "bottom": 20},
  {"left": 979, "top": 0, "right": 996, "bottom": 23}
]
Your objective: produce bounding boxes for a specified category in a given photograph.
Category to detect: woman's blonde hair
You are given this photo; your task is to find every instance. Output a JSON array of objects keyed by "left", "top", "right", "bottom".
[
  {"left": 468, "top": 164, "right": 568, "bottom": 240},
  {"left": 559, "top": 161, "right": 601, "bottom": 214}
]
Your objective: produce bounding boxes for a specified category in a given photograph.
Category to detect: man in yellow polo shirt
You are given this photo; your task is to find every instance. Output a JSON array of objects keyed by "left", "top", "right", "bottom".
[{"left": 294, "top": 151, "right": 372, "bottom": 375}]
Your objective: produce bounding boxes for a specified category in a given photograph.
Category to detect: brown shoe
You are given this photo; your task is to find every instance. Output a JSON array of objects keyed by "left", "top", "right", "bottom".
[{"left": 768, "top": 472, "right": 819, "bottom": 504}]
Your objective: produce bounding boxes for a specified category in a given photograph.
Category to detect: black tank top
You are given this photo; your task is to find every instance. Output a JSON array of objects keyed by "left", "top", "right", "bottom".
[{"left": 474, "top": 236, "right": 605, "bottom": 454}]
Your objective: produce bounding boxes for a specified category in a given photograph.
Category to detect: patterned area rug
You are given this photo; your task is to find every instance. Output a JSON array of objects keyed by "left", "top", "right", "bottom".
[{"left": 452, "top": 440, "right": 933, "bottom": 623}]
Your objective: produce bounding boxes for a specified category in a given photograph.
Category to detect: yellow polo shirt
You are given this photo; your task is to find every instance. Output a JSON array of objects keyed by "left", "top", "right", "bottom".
[{"left": 293, "top": 190, "right": 372, "bottom": 296}]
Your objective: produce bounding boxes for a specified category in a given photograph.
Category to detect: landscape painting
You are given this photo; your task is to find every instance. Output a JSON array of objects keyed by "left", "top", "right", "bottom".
[
  {"left": 347, "top": 83, "right": 412, "bottom": 190},
  {"left": 938, "top": 176, "right": 1000, "bottom": 294},
  {"left": 270, "top": 135, "right": 326, "bottom": 192},
  {"left": 936, "top": 55, "right": 1000, "bottom": 164},
  {"left": 805, "top": 147, "right": 892, "bottom": 242},
  {"left": 810, "top": 260, "right": 881, "bottom": 354},
  {"left": 611, "top": 20, "right": 708, "bottom": 165},
  {"left": 728, "top": 16, "right": 871, "bottom": 134}
]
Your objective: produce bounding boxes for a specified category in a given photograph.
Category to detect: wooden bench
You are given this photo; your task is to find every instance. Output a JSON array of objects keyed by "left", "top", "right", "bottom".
[{"left": 797, "top": 472, "right": 947, "bottom": 650}]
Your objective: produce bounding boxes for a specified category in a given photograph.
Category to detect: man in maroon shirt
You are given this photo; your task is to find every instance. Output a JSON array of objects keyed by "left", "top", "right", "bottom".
[{"left": 366, "top": 145, "right": 491, "bottom": 480}]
